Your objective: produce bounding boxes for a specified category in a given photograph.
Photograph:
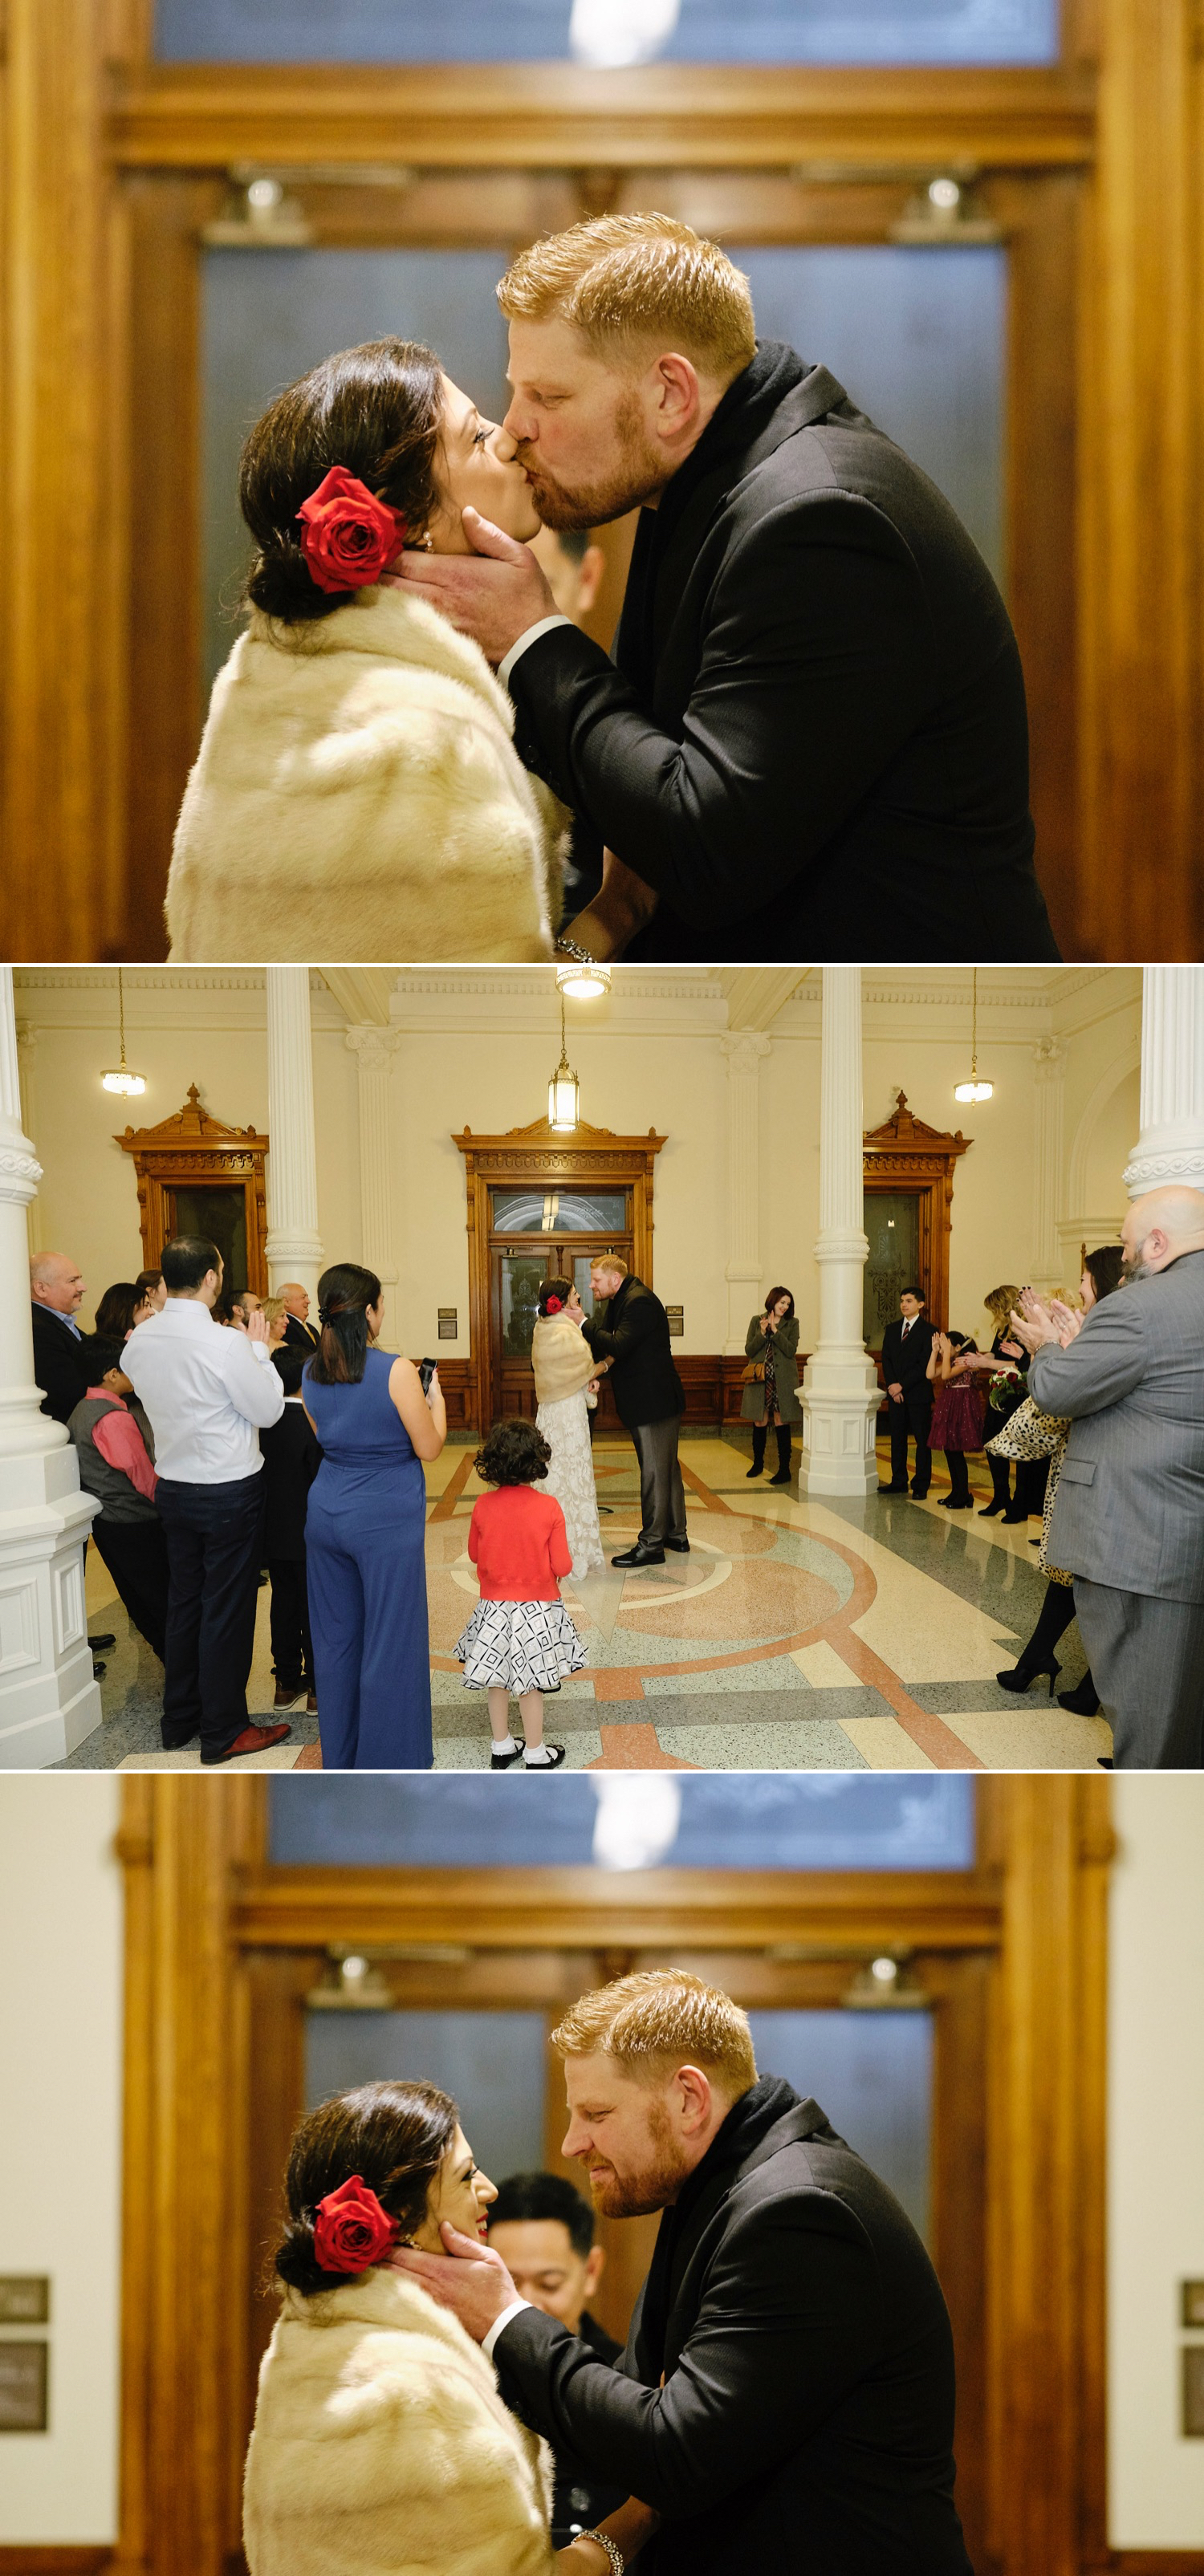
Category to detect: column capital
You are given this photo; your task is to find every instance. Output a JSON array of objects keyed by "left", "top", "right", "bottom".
[
  {"left": 719, "top": 1030, "right": 773, "bottom": 1069},
  {"left": 345, "top": 1023, "right": 404, "bottom": 1072},
  {"left": 0, "top": 1140, "right": 43, "bottom": 1208},
  {"left": 1031, "top": 1034, "right": 1065, "bottom": 1081}
]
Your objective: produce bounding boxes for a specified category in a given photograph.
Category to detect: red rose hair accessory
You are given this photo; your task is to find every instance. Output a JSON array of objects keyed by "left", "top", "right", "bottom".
[
  {"left": 312, "top": 2175, "right": 397, "bottom": 2274},
  {"left": 297, "top": 468, "right": 407, "bottom": 595},
  {"left": 544, "top": 1295, "right": 563, "bottom": 1314}
]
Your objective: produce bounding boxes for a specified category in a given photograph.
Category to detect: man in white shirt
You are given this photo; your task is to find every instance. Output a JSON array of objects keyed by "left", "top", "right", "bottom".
[{"left": 123, "top": 1234, "right": 291, "bottom": 1765}]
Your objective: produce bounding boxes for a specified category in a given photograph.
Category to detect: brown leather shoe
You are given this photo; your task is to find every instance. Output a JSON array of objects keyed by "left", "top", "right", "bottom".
[
  {"left": 274, "top": 1680, "right": 303, "bottom": 1709},
  {"left": 201, "top": 1721, "right": 292, "bottom": 1765}
]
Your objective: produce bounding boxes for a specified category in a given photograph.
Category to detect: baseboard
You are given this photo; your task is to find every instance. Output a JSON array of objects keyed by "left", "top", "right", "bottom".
[{"left": 0, "top": 2552, "right": 113, "bottom": 2573}]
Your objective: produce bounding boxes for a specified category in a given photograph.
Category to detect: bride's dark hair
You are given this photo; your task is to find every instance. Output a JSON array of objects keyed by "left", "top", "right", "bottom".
[
  {"left": 275, "top": 2081, "right": 458, "bottom": 2298},
  {"left": 240, "top": 339, "right": 443, "bottom": 625}
]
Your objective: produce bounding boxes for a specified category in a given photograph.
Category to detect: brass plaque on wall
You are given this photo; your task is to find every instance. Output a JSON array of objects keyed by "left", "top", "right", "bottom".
[
  {"left": 0, "top": 2342, "right": 48, "bottom": 2432},
  {"left": 0, "top": 2277, "right": 49, "bottom": 2325}
]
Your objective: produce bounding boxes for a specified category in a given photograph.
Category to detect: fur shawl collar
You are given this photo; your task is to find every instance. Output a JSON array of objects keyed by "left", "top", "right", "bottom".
[
  {"left": 532, "top": 1311, "right": 599, "bottom": 1405},
  {"left": 166, "top": 584, "right": 568, "bottom": 965},
  {"left": 244, "top": 2264, "right": 556, "bottom": 2576}
]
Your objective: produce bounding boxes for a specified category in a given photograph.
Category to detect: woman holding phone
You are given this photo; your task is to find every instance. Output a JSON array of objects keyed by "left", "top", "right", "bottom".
[{"left": 302, "top": 1263, "right": 445, "bottom": 1768}]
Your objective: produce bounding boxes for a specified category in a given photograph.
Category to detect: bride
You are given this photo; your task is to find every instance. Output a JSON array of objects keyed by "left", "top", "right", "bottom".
[
  {"left": 165, "top": 339, "right": 569, "bottom": 963},
  {"left": 531, "top": 1278, "right": 606, "bottom": 1579}
]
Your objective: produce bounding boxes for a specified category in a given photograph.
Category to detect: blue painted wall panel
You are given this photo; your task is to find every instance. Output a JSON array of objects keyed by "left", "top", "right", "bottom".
[{"left": 159, "top": 0, "right": 1059, "bottom": 66}]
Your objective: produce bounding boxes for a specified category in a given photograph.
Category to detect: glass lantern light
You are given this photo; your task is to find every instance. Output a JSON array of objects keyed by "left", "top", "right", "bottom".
[
  {"left": 547, "top": 986, "right": 580, "bottom": 1133},
  {"left": 100, "top": 969, "right": 147, "bottom": 1099},
  {"left": 953, "top": 968, "right": 994, "bottom": 1104},
  {"left": 555, "top": 958, "right": 611, "bottom": 1002}
]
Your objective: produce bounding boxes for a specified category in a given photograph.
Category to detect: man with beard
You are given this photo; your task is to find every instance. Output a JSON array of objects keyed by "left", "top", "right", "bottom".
[
  {"left": 393, "top": 1969, "right": 974, "bottom": 2576},
  {"left": 398, "top": 211, "right": 1058, "bottom": 966},
  {"left": 1016, "top": 1184, "right": 1204, "bottom": 1769},
  {"left": 583, "top": 1254, "right": 686, "bottom": 1569}
]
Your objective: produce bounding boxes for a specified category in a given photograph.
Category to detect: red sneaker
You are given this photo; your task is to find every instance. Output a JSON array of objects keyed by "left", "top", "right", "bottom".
[{"left": 202, "top": 1721, "right": 292, "bottom": 1765}]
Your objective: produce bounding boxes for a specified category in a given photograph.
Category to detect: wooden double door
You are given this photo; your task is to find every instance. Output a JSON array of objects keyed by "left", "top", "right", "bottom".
[{"left": 491, "top": 1216, "right": 634, "bottom": 1422}]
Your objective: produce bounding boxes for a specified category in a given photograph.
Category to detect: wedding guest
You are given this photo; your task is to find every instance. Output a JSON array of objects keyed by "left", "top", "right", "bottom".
[
  {"left": 741, "top": 1287, "right": 799, "bottom": 1485},
  {"left": 582, "top": 1256, "right": 686, "bottom": 1568},
  {"left": 135, "top": 1267, "right": 167, "bottom": 1312},
  {"left": 261, "top": 1297, "right": 291, "bottom": 1349},
  {"left": 244, "top": 2080, "right": 582, "bottom": 2576},
  {"left": 93, "top": 1280, "right": 154, "bottom": 1341},
  {"left": 877, "top": 1288, "right": 937, "bottom": 1497},
  {"left": 259, "top": 1345, "right": 321, "bottom": 1713},
  {"left": 121, "top": 1234, "right": 291, "bottom": 1764},
  {"left": 278, "top": 1282, "right": 320, "bottom": 1351},
  {"left": 960, "top": 1286, "right": 1028, "bottom": 1516},
  {"left": 166, "top": 341, "right": 568, "bottom": 965},
  {"left": 301, "top": 1264, "right": 444, "bottom": 1770},
  {"left": 457, "top": 1419, "right": 581, "bottom": 1769},
  {"left": 995, "top": 1246, "right": 1124, "bottom": 1704},
  {"left": 487, "top": 2173, "right": 624, "bottom": 2549},
  {"left": 531, "top": 526, "right": 605, "bottom": 625},
  {"left": 531, "top": 1277, "right": 604, "bottom": 1579},
  {"left": 1022, "top": 1188, "right": 1204, "bottom": 1766},
  {"left": 29, "top": 1250, "right": 91, "bottom": 1424},
  {"left": 925, "top": 1330, "right": 983, "bottom": 1509},
  {"left": 68, "top": 1335, "right": 169, "bottom": 1662}
]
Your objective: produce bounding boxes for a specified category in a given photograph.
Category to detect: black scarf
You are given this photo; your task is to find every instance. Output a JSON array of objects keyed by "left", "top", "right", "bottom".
[
  {"left": 616, "top": 341, "right": 809, "bottom": 705},
  {"left": 637, "top": 2074, "right": 801, "bottom": 2378}
]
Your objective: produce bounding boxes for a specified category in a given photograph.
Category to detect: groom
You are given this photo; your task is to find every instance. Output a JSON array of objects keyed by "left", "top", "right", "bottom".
[
  {"left": 583, "top": 1256, "right": 686, "bottom": 1569},
  {"left": 399, "top": 210, "right": 1059, "bottom": 965},
  {"left": 394, "top": 1969, "right": 974, "bottom": 2576}
]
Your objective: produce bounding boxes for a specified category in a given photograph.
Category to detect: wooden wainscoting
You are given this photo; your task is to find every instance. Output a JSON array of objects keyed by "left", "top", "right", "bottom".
[{"left": 425, "top": 1353, "right": 807, "bottom": 1434}]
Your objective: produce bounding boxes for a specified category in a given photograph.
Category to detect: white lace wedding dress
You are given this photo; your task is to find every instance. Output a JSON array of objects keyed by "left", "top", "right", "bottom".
[{"left": 536, "top": 1388, "right": 605, "bottom": 1579}]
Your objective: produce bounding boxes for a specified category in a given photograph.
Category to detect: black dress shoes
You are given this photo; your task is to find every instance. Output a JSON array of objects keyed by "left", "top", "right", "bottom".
[
  {"left": 612, "top": 1542, "right": 665, "bottom": 1568},
  {"left": 665, "top": 1538, "right": 690, "bottom": 1553},
  {"left": 88, "top": 1631, "right": 116, "bottom": 1652},
  {"left": 876, "top": 1483, "right": 908, "bottom": 1496}
]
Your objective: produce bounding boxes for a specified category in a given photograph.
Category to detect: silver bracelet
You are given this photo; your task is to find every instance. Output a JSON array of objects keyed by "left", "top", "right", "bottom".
[
  {"left": 555, "top": 934, "right": 599, "bottom": 966},
  {"left": 580, "top": 2535, "right": 624, "bottom": 2576}
]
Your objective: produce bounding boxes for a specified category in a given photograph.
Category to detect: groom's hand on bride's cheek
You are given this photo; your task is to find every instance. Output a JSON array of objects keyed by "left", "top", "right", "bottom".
[
  {"left": 388, "top": 2225, "right": 517, "bottom": 2341},
  {"left": 395, "top": 506, "right": 555, "bottom": 664}
]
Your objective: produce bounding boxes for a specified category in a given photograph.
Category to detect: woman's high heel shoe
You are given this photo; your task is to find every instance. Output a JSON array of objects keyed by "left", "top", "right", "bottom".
[
  {"left": 1058, "top": 1672, "right": 1101, "bottom": 1716},
  {"left": 978, "top": 1499, "right": 1005, "bottom": 1515},
  {"left": 996, "top": 1656, "right": 1060, "bottom": 1696}
]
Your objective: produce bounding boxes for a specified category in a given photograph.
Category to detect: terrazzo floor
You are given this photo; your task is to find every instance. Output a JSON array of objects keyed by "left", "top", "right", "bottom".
[{"left": 57, "top": 1432, "right": 1112, "bottom": 1771}]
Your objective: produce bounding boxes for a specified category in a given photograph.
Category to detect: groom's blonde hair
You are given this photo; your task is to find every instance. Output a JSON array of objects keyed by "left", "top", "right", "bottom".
[
  {"left": 552, "top": 1971, "right": 758, "bottom": 2099},
  {"left": 498, "top": 214, "right": 756, "bottom": 380}
]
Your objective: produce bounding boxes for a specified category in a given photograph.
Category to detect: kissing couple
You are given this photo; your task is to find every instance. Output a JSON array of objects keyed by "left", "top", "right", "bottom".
[
  {"left": 243, "top": 1969, "right": 974, "bottom": 2576},
  {"left": 167, "top": 212, "right": 1057, "bottom": 971}
]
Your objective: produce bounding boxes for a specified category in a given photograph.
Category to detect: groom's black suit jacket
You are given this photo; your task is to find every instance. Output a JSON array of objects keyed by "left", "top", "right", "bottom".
[
  {"left": 581, "top": 1276, "right": 685, "bottom": 1430},
  {"left": 494, "top": 2078, "right": 974, "bottom": 2576},
  {"left": 510, "top": 341, "right": 1057, "bottom": 963}
]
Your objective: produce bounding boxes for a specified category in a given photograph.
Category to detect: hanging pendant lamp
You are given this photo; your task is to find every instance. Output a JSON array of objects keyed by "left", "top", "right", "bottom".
[
  {"left": 100, "top": 969, "right": 147, "bottom": 1098},
  {"left": 954, "top": 968, "right": 994, "bottom": 1103},
  {"left": 547, "top": 984, "right": 580, "bottom": 1133}
]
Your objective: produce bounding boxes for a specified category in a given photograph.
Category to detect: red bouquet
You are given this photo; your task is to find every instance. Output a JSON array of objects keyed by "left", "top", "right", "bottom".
[
  {"left": 297, "top": 468, "right": 407, "bottom": 595},
  {"left": 312, "top": 2175, "right": 397, "bottom": 2274}
]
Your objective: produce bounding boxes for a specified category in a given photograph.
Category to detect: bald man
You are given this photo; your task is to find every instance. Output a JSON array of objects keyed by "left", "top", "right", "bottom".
[
  {"left": 1022, "top": 1187, "right": 1204, "bottom": 1766},
  {"left": 30, "top": 1252, "right": 91, "bottom": 1425},
  {"left": 278, "top": 1283, "right": 319, "bottom": 1352}
]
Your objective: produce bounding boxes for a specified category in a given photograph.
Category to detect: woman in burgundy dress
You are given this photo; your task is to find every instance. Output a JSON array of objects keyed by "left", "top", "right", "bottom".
[{"left": 925, "top": 1331, "right": 985, "bottom": 1509}]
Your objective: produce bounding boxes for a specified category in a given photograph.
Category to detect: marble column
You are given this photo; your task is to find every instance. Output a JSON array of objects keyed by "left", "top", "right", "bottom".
[
  {"left": 1030, "top": 1035, "right": 1066, "bottom": 1290},
  {"left": 1124, "top": 966, "right": 1204, "bottom": 1197},
  {"left": 264, "top": 968, "right": 324, "bottom": 1300},
  {"left": 345, "top": 1024, "right": 402, "bottom": 1347},
  {"left": 0, "top": 969, "right": 101, "bottom": 1766},
  {"left": 720, "top": 1032, "right": 771, "bottom": 1351},
  {"left": 799, "top": 969, "right": 880, "bottom": 1497}
]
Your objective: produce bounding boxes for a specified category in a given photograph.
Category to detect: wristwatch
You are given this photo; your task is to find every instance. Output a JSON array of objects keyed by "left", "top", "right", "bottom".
[{"left": 580, "top": 2536, "right": 624, "bottom": 2575}]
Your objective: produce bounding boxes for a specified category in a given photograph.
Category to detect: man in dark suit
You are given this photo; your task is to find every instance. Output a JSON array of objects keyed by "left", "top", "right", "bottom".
[
  {"left": 258, "top": 1344, "right": 321, "bottom": 1713},
  {"left": 30, "top": 1252, "right": 117, "bottom": 1660},
  {"left": 487, "top": 2170, "right": 624, "bottom": 2548},
  {"left": 278, "top": 1282, "right": 320, "bottom": 1351},
  {"left": 395, "top": 1969, "right": 973, "bottom": 2576},
  {"left": 398, "top": 212, "right": 1057, "bottom": 965},
  {"left": 582, "top": 1256, "right": 686, "bottom": 1569},
  {"left": 878, "top": 1288, "right": 938, "bottom": 1499}
]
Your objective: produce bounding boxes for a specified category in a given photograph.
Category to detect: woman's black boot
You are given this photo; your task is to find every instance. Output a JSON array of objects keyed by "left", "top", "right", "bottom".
[
  {"left": 746, "top": 1425, "right": 767, "bottom": 1478},
  {"left": 978, "top": 1455, "right": 1011, "bottom": 1516},
  {"left": 770, "top": 1427, "right": 792, "bottom": 1485}
]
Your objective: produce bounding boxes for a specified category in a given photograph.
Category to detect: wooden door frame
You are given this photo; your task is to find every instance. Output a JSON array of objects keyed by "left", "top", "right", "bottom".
[
  {"left": 454, "top": 1115, "right": 665, "bottom": 1429},
  {"left": 84, "top": 1774, "right": 1170, "bottom": 2576},
  {"left": 116, "top": 1083, "right": 270, "bottom": 1292},
  {"left": 863, "top": 1091, "right": 972, "bottom": 1338}
]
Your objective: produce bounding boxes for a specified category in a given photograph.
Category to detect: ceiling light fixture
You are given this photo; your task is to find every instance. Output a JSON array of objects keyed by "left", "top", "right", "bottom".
[
  {"left": 954, "top": 969, "right": 994, "bottom": 1103},
  {"left": 100, "top": 969, "right": 147, "bottom": 1098},
  {"left": 547, "top": 985, "right": 580, "bottom": 1133},
  {"left": 555, "top": 958, "right": 611, "bottom": 1002}
]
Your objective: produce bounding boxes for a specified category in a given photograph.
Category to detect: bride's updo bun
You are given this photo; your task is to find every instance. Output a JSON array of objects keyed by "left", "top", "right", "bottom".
[
  {"left": 537, "top": 1275, "right": 574, "bottom": 1318},
  {"left": 275, "top": 2079, "right": 458, "bottom": 2297},
  {"left": 240, "top": 339, "right": 443, "bottom": 625}
]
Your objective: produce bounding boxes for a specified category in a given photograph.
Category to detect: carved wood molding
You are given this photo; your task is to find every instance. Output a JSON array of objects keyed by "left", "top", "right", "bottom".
[
  {"left": 864, "top": 1090, "right": 972, "bottom": 1335},
  {"left": 116, "top": 1086, "right": 270, "bottom": 1291}
]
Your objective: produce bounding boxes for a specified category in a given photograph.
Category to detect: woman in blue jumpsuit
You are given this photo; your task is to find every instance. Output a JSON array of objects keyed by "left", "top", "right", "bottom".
[{"left": 302, "top": 1264, "right": 445, "bottom": 1769}]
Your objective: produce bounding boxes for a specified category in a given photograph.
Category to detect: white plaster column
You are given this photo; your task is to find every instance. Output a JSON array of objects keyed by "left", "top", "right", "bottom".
[
  {"left": 799, "top": 969, "right": 880, "bottom": 1497},
  {"left": 1030, "top": 1035, "right": 1066, "bottom": 1290},
  {"left": 264, "top": 967, "right": 324, "bottom": 1299},
  {"left": 345, "top": 1024, "right": 403, "bottom": 1347},
  {"left": 1124, "top": 967, "right": 1204, "bottom": 1197},
  {"left": 0, "top": 969, "right": 101, "bottom": 1767},
  {"left": 720, "top": 1032, "right": 771, "bottom": 1351}
]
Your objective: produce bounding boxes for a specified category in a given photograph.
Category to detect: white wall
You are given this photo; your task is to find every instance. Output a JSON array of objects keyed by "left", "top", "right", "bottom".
[
  {"left": 1108, "top": 1775, "right": 1204, "bottom": 2547},
  {"left": 0, "top": 1778, "right": 123, "bottom": 2542}
]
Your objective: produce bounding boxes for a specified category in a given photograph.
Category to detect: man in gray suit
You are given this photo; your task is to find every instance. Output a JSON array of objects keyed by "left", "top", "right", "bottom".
[{"left": 1018, "top": 1185, "right": 1204, "bottom": 1768}]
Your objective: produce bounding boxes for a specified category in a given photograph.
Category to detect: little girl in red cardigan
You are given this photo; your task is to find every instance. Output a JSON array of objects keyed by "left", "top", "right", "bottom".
[{"left": 456, "top": 1418, "right": 587, "bottom": 1769}]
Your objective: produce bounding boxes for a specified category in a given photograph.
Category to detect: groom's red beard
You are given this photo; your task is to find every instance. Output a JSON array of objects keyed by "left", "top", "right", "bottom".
[
  {"left": 518, "top": 388, "right": 669, "bottom": 531},
  {"left": 580, "top": 2102, "right": 691, "bottom": 2219}
]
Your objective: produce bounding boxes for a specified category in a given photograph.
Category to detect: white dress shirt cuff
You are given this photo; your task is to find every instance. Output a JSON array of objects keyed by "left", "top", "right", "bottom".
[
  {"left": 498, "top": 616, "right": 574, "bottom": 691},
  {"left": 482, "top": 2298, "right": 533, "bottom": 2362},
  {"left": 250, "top": 1340, "right": 275, "bottom": 1366}
]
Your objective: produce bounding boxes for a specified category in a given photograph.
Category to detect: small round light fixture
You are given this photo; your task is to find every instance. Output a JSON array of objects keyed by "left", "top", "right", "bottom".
[
  {"left": 547, "top": 986, "right": 580, "bottom": 1134},
  {"left": 954, "top": 968, "right": 994, "bottom": 1105},
  {"left": 100, "top": 969, "right": 147, "bottom": 1098},
  {"left": 555, "top": 958, "right": 611, "bottom": 1002}
]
